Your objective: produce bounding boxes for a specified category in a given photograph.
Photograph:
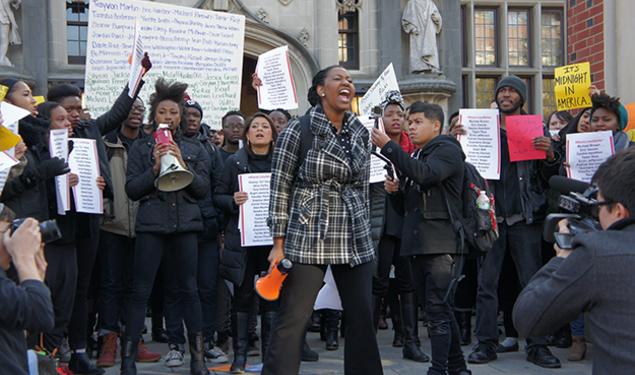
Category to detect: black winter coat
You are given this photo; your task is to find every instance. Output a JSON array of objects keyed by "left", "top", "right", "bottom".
[
  {"left": 196, "top": 130, "right": 224, "bottom": 241},
  {"left": 214, "top": 148, "right": 271, "bottom": 286},
  {"left": 126, "top": 128, "right": 209, "bottom": 234},
  {"left": 383, "top": 135, "right": 466, "bottom": 256}
]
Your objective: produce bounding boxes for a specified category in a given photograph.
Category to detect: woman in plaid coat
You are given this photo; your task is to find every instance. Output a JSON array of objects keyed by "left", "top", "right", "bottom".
[{"left": 262, "top": 66, "right": 383, "bottom": 375}]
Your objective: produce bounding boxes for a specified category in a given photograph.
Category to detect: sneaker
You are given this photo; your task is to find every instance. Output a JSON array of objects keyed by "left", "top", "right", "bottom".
[
  {"left": 137, "top": 340, "right": 162, "bottom": 362},
  {"left": 96, "top": 333, "right": 118, "bottom": 368},
  {"left": 164, "top": 344, "right": 185, "bottom": 367},
  {"left": 58, "top": 337, "right": 72, "bottom": 364},
  {"left": 204, "top": 343, "right": 229, "bottom": 364},
  {"left": 56, "top": 364, "right": 74, "bottom": 375},
  {"left": 496, "top": 337, "right": 519, "bottom": 353}
]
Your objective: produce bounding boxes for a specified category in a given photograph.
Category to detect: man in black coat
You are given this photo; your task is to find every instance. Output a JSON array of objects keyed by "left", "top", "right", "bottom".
[{"left": 371, "top": 101, "right": 470, "bottom": 375}]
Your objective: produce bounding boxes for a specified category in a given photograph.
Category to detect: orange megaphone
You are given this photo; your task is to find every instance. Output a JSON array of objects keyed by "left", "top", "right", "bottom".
[{"left": 255, "top": 259, "right": 293, "bottom": 301}]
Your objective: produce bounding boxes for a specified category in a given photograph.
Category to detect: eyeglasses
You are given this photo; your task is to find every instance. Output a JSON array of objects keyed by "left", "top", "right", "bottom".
[
  {"left": 131, "top": 105, "right": 146, "bottom": 114},
  {"left": 224, "top": 123, "right": 244, "bottom": 130},
  {"left": 590, "top": 200, "right": 614, "bottom": 218}
]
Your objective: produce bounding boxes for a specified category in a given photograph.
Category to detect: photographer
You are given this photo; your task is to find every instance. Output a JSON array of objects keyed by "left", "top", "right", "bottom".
[
  {"left": 513, "top": 148, "right": 635, "bottom": 373},
  {"left": 0, "top": 206, "right": 54, "bottom": 375}
]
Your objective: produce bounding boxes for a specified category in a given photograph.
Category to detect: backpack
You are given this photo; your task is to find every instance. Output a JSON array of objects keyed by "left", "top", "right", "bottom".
[{"left": 439, "top": 162, "right": 499, "bottom": 259}]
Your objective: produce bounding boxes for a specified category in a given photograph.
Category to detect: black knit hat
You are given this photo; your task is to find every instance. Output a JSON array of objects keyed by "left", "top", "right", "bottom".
[
  {"left": 0, "top": 78, "right": 19, "bottom": 93},
  {"left": 495, "top": 75, "right": 527, "bottom": 106},
  {"left": 184, "top": 95, "right": 203, "bottom": 117}
]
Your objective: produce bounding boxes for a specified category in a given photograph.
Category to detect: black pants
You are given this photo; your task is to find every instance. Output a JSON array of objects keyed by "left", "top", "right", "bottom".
[
  {"left": 262, "top": 261, "right": 382, "bottom": 375},
  {"left": 454, "top": 258, "right": 478, "bottom": 311},
  {"left": 124, "top": 232, "right": 202, "bottom": 341},
  {"left": 372, "top": 234, "right": 414, "bottom": 296},
  {"left": 97, "top": 230, "right": 134, "bottom": 335},
  {"left": 233, "top": 246, "right": 277, "bottom": 313},
  {"left": 42, "top": 242, "right": 77, "bottom": 351},
  {"left": 409, "top": 254, "right": 467, "bottom": 375}
]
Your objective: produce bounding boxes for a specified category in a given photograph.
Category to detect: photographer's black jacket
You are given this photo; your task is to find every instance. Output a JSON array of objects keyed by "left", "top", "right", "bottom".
[{"left": 0, "top": 268, "right": 54, "bottom": 375}]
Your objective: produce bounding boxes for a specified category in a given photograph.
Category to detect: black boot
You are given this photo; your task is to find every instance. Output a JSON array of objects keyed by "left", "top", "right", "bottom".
[
  {"left": 454, "top": 310, "right": 472, "bottom": 346},
  {"left": 400, "top": 293, "right": 430, "bottom": 362},
  {"left": 69, "top": 352, "right": 105, "bottom": 375},
  {"left": 322, "top": 309, "right": 340, "bottom": 351},
  {"left": 230, "top": 312, "right": 249, "bottom": 374},
  {"left": 371, "top": 294, "right": 382, "bottom": 333},
  {"left": 260, "top": 311, "right": 277, "bottom": 361},
  {"left": 119, "top": 336, "right": 137, "bottom": 375},
  {"left": 188, "top": 333, "right": 210, "bottom": 375},
  {"left": 301, "top": 340, "right": 319, "bottom": 362},
  {"left": 151, "top": 313, "right": 168, "bottom": 343},
  {"left": 387, "top": 289, "right": 404, "bottom": 347}
]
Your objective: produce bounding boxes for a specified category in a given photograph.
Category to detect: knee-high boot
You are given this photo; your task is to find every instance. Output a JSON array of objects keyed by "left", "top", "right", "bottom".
[
  {"left": 230, "top": 312, "right": 250, "bottom": 374},
  {"left": 260, "top": 311, "right": 277, "bottom": 361},
  {"left": 188, "top": 332, "right": 210, "bottom": 375},
  {"left": 401, "top": 292, "right": 430, "bottom": 363},
  {"left": 454, "top": 310, "right": 472, "bottom": 346},
  {"left": 322, "top": 309, "right": 340, "bottom": 351},
  {"left": 120, "top": 336, "right": 137, "bottom": 375},
  {"left": 387, "top": 290, "right": 404, "bottom": 347}
]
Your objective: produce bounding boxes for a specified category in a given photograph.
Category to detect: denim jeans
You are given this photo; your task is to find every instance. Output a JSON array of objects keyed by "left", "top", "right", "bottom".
[
  {"left": 571, "top": 313, "right": 585, "bottom": 336},
  {"left": 97, "top": 230, "right": 134, "bottom": 335},
  {"left": 474, "top": 221, "right": 547, "bottom": 349}
]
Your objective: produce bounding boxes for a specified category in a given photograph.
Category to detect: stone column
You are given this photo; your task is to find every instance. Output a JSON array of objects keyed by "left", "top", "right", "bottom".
[
  {"left": 21, "top": 0, "right": 48, "bottom": 95},
  {"left": 435, "top": 0, "right": 462, "bottom": 114}
]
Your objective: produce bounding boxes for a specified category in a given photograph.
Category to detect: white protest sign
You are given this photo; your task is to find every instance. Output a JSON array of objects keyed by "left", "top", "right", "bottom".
[
  {"left": 314, "top": 266, "right": 343, "bottom": 311},
  {"left": 457, "top": 109, "right": 501, "bottom": 180},
  {"left": 0, "top": 151, "right": 18, "bottom": 196},
  {"left": 359, "top": 63, "right": 400, "bottom": 116},
  {"left": 0, "top": 101, "right": 30, "bottom": 126},
  {"left": 127, "top": 19, "right": 145, "bottom": 99},
  {"left": 85, "top": 0, "right": 245, "bottom": 127},
  {"left": 566, "top": 130, "right": 614, "bottom": 183},
  {"left": 255, "top": 45, "right": 298, "bottom": 110},
  {"left": 69, "top": 139, "right": 103, "bottom": 214},
  {"left": 49, "top": 129, "right": 70, "bottom": 215},
  {"left": 238, "top": 173, "right": 273, "bottom": 247},
  {"left": 359, "top": 115, "right": 394, "bottom": 184}
]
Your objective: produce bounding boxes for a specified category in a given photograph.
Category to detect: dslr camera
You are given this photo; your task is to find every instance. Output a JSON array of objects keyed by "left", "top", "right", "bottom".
[
  {"left": 11, "top": 218, "right": 62, "bottom": 244},
  {"left": 543, "top": 184, "right": 602, "bottom": 250}
]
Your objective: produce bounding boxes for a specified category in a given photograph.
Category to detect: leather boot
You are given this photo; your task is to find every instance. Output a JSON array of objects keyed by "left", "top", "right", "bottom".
[
  {"left": 378, "top": 298, "right": 389, "bottom": 330},
  {"left": 69, "top": 352, "right": 105, "bottom": 375},
  {"left": 188, "top": 333, "right": 210, "bottom": 375},
  {"left": 151, "top": 313, "right": 168, "bottom": 343},
  {"left": 400, "top": 292, "right": 430, "bottom": 362},
  {"left": 323, "top": 309, "right": 340, "bottom": 350},
  {"left": 120, "top": 336, "right": 138, "bottom": 375},
  {"left": 454, "top": 310, "right": 472, "bottom": 346},
  {"left": 260, "top": 311, "right": 277, "bottom": 361},
  {"left": 371, "top": 294, "right": 382, "bottom": 333},
  {"left": 387, "top": 290, "right": 404, "bottom": 347},
  {"left": 230, "top": 312, "right": 250, "bottom": 374},
  {"left": 301, "top": 340, "right": 319, "bottom": 362},
  {"left": 567, "top": 335, "right": 586, "bottom": 361},
  {"left": 555, "top": 323, "right": 572, "bottom": 348}
]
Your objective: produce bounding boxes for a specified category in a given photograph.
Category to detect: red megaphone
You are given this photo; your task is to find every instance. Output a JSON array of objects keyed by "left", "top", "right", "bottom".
[{"left": 255, "top": 259, "right": 292, "bottom": 301}]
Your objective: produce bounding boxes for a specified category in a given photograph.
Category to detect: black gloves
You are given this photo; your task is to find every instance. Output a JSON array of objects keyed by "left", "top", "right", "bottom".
[{"left": 35, "top": 157, "right": 70, "bottom": 181}]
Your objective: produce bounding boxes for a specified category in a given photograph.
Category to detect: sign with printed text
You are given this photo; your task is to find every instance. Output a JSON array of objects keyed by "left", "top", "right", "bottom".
[
  {"left": 359, "top": 115, "right": 394, "bottom": 183},
  {"left": 555, "top": 62, "right": 592, "bottom": 111},
  {"left": 566, "top": 130, "right": 614, "bottom": 183},
  {"left": 457, "top": 109, "right": 501, "bottom": 180},
  {"left": 359, "top": 63, "right": 400, "bottom": 116},
  {"left": 68, "top": 139, "right": 103, "bottom": 214},
  {"left": 85, "top": 0, "right": 245, "bottom": 127},
  {"left": 505, "top": 115, "right": 546, "bottom": 162},
  {"left": 255, "top": 45, "right": 298, "bottom": 110},
  {"left": 238, "top": 173, "right": 273, "bottom": 247}
]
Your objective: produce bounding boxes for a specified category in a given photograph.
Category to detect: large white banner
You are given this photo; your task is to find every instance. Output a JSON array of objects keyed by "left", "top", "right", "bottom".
[
  {"left": 358, "top": 63, "right": 400, "bottom": 116},
  {"left": 85, "top": 0, "right": 245, "bottom": 126}
]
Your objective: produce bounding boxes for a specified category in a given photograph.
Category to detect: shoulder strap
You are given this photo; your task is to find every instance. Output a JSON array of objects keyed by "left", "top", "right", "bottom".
[
  {"left": 298, "top": 114, "right": 314, "bottom": 169},
  {"left": 438, "top": 180, "right": 466, "bottom": 254}
]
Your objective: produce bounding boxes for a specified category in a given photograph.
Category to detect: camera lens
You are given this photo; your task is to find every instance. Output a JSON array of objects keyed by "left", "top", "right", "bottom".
[{"left": 39, "top": 220, "right": 62, "bottom": 243}]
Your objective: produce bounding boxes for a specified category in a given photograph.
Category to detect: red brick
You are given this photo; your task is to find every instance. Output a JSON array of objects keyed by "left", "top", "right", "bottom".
[
  {"left": 573, "top": 22, "right": 586, "bottom": 33},
  {"left": 578, "top": 10, "right": 590, "bottom": 21},
  {"left": 578, "top": 29, "right": 591, "bottom": 40},
  {"left": 577, "top": 47, "right": 590, "bottom": 58},
  {"left": 593, "top": 34, "right": 604, "bottom": 44},
  {"left": 594, "top": 71, "right": 604, "bottom": 81},
  {"left": 574, "top": 40, "right": 587, "bottom": 50},
  {"left": 590, "top": 62, "right": 604, "bottom": 73},
  {"left": 590, "top": 43, "right": 604, "bottom": 55},
  {"left": 594, "top": 14, "right": 603, "bottom": 24},
  {"left": 588, "top": 3, "right": 603, "bottom": 16},
  {"left": 595, "top": 81, "right": 605, "bottom": 90},
  {"left": 590, "top": 24, "right": 603, "bottom": 36},
  {"left": 572, "top": 2, "right": 586, "bottom": 14}
]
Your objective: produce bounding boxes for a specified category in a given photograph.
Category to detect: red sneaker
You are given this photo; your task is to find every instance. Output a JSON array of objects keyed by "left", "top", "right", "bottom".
[
  {"left": 137, "top": 340, "right": 161, "bottom": 362},
  {"left": 96, "top": 333, "right": 117, "bottom": 368},
  {"left": 56, "top": 364, "right": 74, "bottom": 375}
]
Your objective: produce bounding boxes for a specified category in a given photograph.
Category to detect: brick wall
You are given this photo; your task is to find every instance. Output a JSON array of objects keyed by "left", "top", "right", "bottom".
[{"left": 567, "top": 0, "right": 604, "bottom": 89}]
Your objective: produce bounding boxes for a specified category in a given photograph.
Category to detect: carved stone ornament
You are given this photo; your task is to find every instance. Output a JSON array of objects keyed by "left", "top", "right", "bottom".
[
  {"left": 299, "top": 28, "right": 309, "bottom": 47},
  {"left": 336, "top": 0, "right": 362, "bottom": 12},
  {"left": 279, "top": 0, "right": 293, "bottom": 5},
  {"left": 257, "top": 7, "right": 269, "bottom": 23}
]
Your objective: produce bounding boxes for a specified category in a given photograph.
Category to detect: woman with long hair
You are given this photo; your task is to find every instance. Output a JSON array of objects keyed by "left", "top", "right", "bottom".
[{"left": 263, "top": 66, "right": 383, "bottom": 375}]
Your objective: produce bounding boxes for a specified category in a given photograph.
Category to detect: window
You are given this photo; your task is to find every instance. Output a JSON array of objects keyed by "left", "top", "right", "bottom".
[
  {"left": 67, "top": 0, "right": 89, "bottom": 65},
  {"left": 508, "top": 9, "right": 530, "bottom": 66},
  {"left": 541, "top": 10, "right": 564, "bottom": 67},
  {"left": 474, "top": 9, "right": 497, "bottom": 66},
  {"left": 542, "top": 76, "right": 557, "bottom": 119},
  {"left": 475, "top": 77, "right": 498, "bottom": 108},
  {"left": 338, "top": 9, "right": 359, "bottom": 70}
]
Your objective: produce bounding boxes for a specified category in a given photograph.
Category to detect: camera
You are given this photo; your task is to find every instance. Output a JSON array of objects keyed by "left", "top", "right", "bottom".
[
  {"left": 543, "top": 185, "right": 602, "bottom": 249},
  {"left": 11, "top": 218, "right": 62, "bottom": 244}
]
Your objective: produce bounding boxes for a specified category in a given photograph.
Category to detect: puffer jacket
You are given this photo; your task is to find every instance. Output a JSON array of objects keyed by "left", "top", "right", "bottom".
[
  {"left": 100, "top": 129, "right": 147, "bottom": 237},
  {"left": 125, "top": 128, "right": 209, "bottom": 234},
  {"left": 196, "top": 129, "right": 224, "bottom": 241},
  {"left": 214, "top": 147, "right": 271, "bottom": 286}
]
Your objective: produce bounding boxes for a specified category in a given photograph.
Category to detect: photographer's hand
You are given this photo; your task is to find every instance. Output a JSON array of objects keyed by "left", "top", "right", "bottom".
[
  {"left": 4, "top": 218, "right": 45, "bottom": 282},
  {"left": 554, "top": 219, "right": 573, "bottom": 259}
]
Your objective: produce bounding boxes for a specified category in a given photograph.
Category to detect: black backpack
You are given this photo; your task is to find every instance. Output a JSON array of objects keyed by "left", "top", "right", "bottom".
[{"left": 440, "top": 162, "right": 499, "bottom": 259}]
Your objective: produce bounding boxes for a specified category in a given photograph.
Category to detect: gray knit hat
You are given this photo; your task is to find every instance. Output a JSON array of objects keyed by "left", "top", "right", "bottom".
[{"left": 495, "top": 75, "right": 527, "bottom": 106}]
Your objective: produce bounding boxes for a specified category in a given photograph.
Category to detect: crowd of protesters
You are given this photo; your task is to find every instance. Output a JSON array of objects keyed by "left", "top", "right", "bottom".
[{"left": 0, "top": 59, "right": 633, "bottom": 375}]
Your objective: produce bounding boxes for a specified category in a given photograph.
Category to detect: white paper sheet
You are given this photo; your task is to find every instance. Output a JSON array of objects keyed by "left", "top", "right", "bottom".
[
  {"left": 457, "top": 109, "right": 501, "bottom": 180},
  {"left": 49, "top": 129, "right": 70, "bottom": 215},
  {"left": 358, "top": 63, "right": 400, "bottom": 116},
  {"left": 314, "top": 266, "right": 343, "bottom": 311},
  {"left": 127, "top": 19, "right": 145, "bottom": 99},
  {"left": 0, "top": 151, "right": 18, "bottom": 196},
  {"left": 566, "top": 130, "right": 614, "bottom": 183},
  {"left": 359, "top": 116, "right": 395, "bottom": 184},
  {"left": 68, "top": 139, "right": 103, "bottom": 214},
  {"left": 0, "top": 101, "right": 30, "bottom": 127},
  {"left": 255, "top": 45, "right": 298, "bottom": 110},
  {"left": 238, "top": 173, "right": 273, "bottom": 247}
]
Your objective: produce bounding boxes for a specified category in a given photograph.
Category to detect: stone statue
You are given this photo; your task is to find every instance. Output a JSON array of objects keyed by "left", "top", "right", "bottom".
[
  {"left": 0, "top": 0, "right": 21, "bottom": 67},
  {"left": 402, "top": 0, "right": 442, "bottom": 74}
]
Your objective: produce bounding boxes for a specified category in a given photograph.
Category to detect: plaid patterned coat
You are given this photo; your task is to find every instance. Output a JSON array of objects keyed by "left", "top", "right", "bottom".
[{"left": 267, "top": 105, "right": 374, "bottom": 266}]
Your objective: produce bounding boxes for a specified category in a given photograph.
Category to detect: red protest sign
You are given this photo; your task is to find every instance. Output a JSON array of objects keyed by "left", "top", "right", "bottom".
[{"left": 505, "top": 115, "right": 546, "bottom": 162}]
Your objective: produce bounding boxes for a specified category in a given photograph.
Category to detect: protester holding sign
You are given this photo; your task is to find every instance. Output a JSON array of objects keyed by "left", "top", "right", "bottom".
[
  {"left": 214, "top": 113, "right": 278, "bottom": 373},
  {"left": 265, "top": 66, "right": 383, "bottom": 375},
  {"left": 590, "top": 93, "right": 631, "bottom": 151}
]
